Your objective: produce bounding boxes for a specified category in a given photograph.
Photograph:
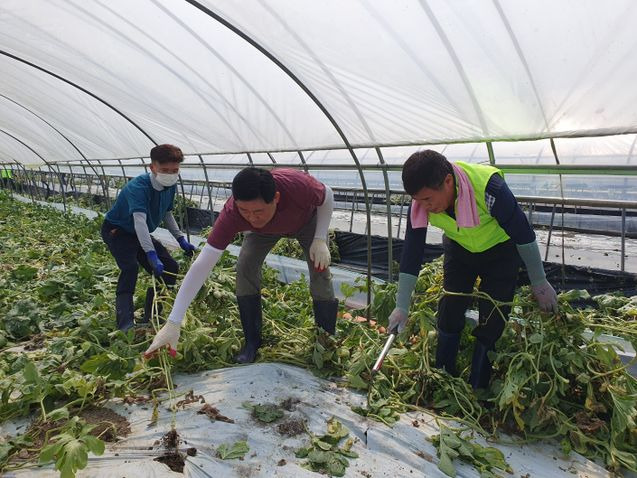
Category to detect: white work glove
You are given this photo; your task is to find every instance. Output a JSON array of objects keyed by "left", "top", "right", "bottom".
[
  {"left": 532, "top": 280, "right": 558, "bottom": 313},
  {"left": 309, "top": 238, "right": 331, "bottom": 271},
  {"left": 387, "top": 308, "right": 408, "bottom": 334},
  {"left": 144, "top": 321, "right": 181, "bottom": 358}
]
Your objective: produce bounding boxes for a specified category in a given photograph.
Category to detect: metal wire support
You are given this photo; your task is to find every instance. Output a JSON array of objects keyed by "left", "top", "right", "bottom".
[
  {"left": 198, "top": 154, "right": 216, "bottom": 227},
  {"left": 376, "top": 147, "right": 394, "bottom": 282}
]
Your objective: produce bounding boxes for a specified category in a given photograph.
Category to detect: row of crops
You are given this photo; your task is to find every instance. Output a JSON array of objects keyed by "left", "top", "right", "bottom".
[{"left": 0, "top": 190, "right": 636, "bottom": 477}]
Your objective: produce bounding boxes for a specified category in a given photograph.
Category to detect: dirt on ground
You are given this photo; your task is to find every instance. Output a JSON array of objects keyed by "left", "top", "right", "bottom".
[
  {"left": 161, "top": 429, "right": 180, "bottom": 449},
  {"left": 276, "top": 418, "right": 305, "bottom": 437},
  {"left": 79, "top": 406, "right": 131, "bottom": 442},
  {"left": 23, "top": 333, "right": 46, "bottom": 351},
  {"left": 154, "top": 429, "right": 187, "bottom": 473},
  {"left": 154, "top": 452, "right": 185, "bottom": 473},
  {"left": 280, "top": 397, "right": 300, "bottom": 411},
  {"left": 19, "top": 406, "right": 131, "bottom": 461}
]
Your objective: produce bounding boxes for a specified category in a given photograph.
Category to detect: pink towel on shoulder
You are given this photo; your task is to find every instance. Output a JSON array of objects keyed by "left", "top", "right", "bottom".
[{"left": 410, "top": 163, "right": 480, "bottom": 229}]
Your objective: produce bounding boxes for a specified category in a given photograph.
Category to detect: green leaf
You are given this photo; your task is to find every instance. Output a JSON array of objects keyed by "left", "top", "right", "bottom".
[
  {"left": 252, "top": 404, "right": 284, "bottom": 423},
  {"left": 39, "top": 442, "right": 63, "bottom": 464},
  {"left": 347, "top": 373, "right": 368, "bottom": 390},
  {"left": 327, "top": 456, "right": 347, "bottom": 476},
  {"left": 23, "top": 360, "right": 42, "bottom": 386},
  {"left": 82, "top": 436, "right": 105, "bottom": 455},
  {"left": 217, "top": 440, "right": 249, "bottom": 460},
  {"left": 560, "top": 438, "right": 572, "bottom": 455},
  {"left": 610, "top": 392, "right": 637, "bottom": 437},
  {"left": 65, "top": 440, "right": 88, "bottom": 470},
  {"left": 338, "top": 448, "right": 358, "bottom": 458},
  {"left": 307, "top": 449, "right": 331, "bottom": 464},
  {"left": 79, "top": 352, "right": 130, "bottom": 379},
  {"left": 438, "top": 451, "right": 457, "bottom": 477},
  {"left": 295, "top": 447, "right": 311, "bottom": 458},
  {"left": 326, "top": 417, "right": 348, "bottom": 440},
  {"left": 12, "top": 265, "right": 38, "bottom": 281},
  {"left": 312, "top": 346, "right": 324, "bottom": 369},
  {"left": 314, "top": 439, "right": 332, "bottom": 451},
  {"left": 0, "top": 442, "right": 12, "bottom": 462},
  {"left": 48, "top": 406, "right": 70, "bottom": 421}
]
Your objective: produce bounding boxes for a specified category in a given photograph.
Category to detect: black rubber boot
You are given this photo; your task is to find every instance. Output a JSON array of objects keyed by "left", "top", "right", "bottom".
[
  {"left": 140, "top": 287, "right": 162, "bottom": 325},
  {"left": 234, "top": 294, "right": 263, "bottom": 364},
  {"left": 435, "top": 330, "right": 461, "bottom": 376},
  {"left": 312, "top": 299, "right": 338, "bottom": 335},
  {"left": 115, "top": 293, "right": 135, "bottom": 332},
  {"left": 468, "top": 340, "right": 493, "bottom": 390}
]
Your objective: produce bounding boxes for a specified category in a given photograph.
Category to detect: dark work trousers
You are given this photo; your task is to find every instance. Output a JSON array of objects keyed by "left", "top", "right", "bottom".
[
  {"left": 235, "top": 213, "right": 335, "bottom": 301},
  {"left": 101, "top": 220, "right": 178, "bottom": 296},
  {"left": 437, "top": 237, "right": 520, "bottom": 349}
]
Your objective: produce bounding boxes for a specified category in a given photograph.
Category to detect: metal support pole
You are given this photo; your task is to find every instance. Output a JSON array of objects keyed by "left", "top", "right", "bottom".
[
  {"left": 550, "top": 138, "right": 566, "bottom": 286},
  {"left": 349, "top": 191, "right": 357, "bottom": 233},
  {"left": 376, "top": 147, "right": 394, "bottom": 282},
  {"left": 81, "top": 165, "right": 90, "bottom": 195},
  {"left": 117, "top": 159, "right": 127, "bottom": 182},
  {"left": 397, "top": 194, "right": 405, "bottom": 238},
  {"left": 20, "top": 165, "right": 37, "bottom": 202},
  {"left": 486, "top": 141, "right": 496, "bottom": 166},
  {"left": 621, "top": 208, "right": 626, "bottom": 273},
  {"left": 544, "top": 205, "right": 556, "bottom": 262},
  {"left": 93, "top": 160, "right": 111, "bottom": 209},
  {"left": 54, "top": 163, "right": 68, "bottom": 213},
  {"left": 177, "top": 175, "right": 191, "bottom": 242},
  {"left": 297, "top": 151, "right": 309, "bottom": 173},
  {"left": 198, "top": 154, "right": 215, "bottom": 227}
]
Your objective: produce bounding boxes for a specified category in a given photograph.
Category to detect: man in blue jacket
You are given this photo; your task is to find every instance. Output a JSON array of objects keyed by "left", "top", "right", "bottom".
[{"left": 101, "top": 144, "right": 196, "bottom": 331}]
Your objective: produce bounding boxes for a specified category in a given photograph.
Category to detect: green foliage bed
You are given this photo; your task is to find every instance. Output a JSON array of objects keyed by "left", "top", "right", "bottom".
[{"left": 1, "top": 191, "right": 636, "bottom": 477}]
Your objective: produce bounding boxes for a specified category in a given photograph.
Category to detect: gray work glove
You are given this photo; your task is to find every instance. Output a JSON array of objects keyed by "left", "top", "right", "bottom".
[
  {"left": 387, "top": 307, "right": 408, "bottom": 334},
  {"left": 532, "top": 279, "right": 558, "bottom": 313}
]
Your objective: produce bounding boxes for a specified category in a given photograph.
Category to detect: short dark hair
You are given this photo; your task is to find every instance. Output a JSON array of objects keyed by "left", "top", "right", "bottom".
[
  {"left": 232, "top": 167, "right": 276, "bottom": 203},
  {"left": 402, "top": 150, "right": 453, "bottom": 195},
  {"left": 150, "top": 144, "right": 184, "bottom": 164}
]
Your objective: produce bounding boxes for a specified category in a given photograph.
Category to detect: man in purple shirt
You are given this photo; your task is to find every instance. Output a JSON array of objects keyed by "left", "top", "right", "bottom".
[{"left": 144, "top": 167, "right": 336, "bottom": 363}]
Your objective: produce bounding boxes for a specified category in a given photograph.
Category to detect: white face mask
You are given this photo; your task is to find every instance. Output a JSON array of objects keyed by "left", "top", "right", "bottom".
[{"left": 155, "top": 172, "right": 179, "bottom": 187}]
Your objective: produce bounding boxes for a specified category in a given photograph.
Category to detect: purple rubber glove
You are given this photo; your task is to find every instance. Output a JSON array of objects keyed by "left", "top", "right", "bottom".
[
  {"left": 177, "top": 236, "right": 196, "bottom": 256},
  {"left": 146, "top": 250, "right": 164, "bottom": 277}
]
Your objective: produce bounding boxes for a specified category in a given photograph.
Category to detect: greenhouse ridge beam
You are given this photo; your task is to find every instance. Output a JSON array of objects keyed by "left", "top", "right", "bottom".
[
  {"left": 184, "top": 0, "right": 374, "bottom": 311},
  {"left": 47, "top": 126, "right": 637, "bottom": 165},
  {"left": 62, "top": 159, "right": 637, "bottom": 177},
  {"left": 0, "top": 49, "right": 157, "bottom": 147}
]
